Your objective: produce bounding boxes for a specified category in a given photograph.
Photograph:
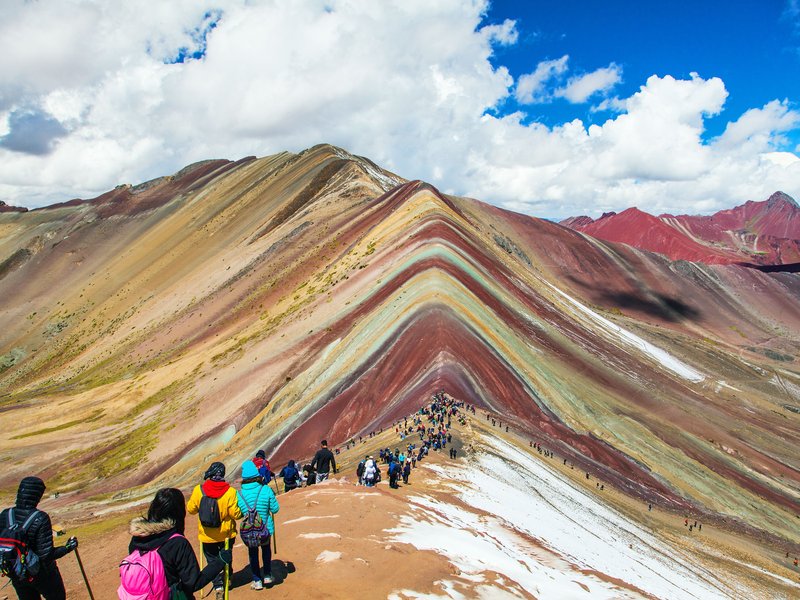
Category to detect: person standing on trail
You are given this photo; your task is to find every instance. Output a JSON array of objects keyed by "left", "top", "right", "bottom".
[
  {"left": 311, "top": 440, "right": 337, "bottom": 483},
  {"left": 237, "top": 461, "right": 279, "bottom": 590},
  {"left": 0, "top": 476, "right": 78, "bottom": 600},
  {"left": 253, "top": 450, "right": 273, "bottom": 483},
  {"left": 124, "top": 488, "right": 230, "bottom": 598},
  {"left": 278, "top": 460, "right": 302, "bottom": 493},
  {"left": 402, "top": 460, "right": 411, "bottom": 484},
  {"left": 363, "top": 457, "right": 378, "bottom": 487},
  {"left": 187, "top": 462, "right": 242, "bottom": 599}
]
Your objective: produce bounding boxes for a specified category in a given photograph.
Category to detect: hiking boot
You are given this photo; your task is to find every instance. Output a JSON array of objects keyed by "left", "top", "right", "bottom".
[
  {"left": 251, "top": 580, "right": 264, "bottom": 590},
  {"left": 263, "top": 574, "right": 275, "bottom": 585}
]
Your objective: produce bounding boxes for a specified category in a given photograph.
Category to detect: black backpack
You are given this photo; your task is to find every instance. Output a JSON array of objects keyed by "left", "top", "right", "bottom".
[
  {"left": 0, "top": 509, "right": 41, "bottom": 582},
  {"left": 198, "top": 488, "right": 222, "bottom": 528}
]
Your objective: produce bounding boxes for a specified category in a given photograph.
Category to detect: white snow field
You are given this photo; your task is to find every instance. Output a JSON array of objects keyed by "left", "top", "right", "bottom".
[{"left": 388, "top": 434, "right": 751, "bottom": 599}]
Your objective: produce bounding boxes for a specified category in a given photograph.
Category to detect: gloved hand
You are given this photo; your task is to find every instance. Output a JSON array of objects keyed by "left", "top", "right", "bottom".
[
  {"left": 219, "top": 549, "right": 232, "bottom": 565},
  {"left": 65, "top": 537, "right": 78, "bottom": 552}
]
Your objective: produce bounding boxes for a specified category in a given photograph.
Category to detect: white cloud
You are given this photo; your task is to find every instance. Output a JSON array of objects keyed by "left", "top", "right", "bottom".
[
  {"left": 515, "top": 55, "right": 569, "bottom": 104},
  {"left": 0, "top": 0, "right": 798, "bottom": 220},
  {"left": 481, "top": 18, "right": 518, "bottom": 46},
  {"left": 556, "top": 64, "right": 622, "bottom": 103}
]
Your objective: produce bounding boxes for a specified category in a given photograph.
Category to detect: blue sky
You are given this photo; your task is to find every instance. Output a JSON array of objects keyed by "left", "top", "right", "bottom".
[
  {"left": 483, "top": 1, "right": 799, "bottom": 144},
  {"left": 0, "top": 0, "right": 798, "bottom": 217}
]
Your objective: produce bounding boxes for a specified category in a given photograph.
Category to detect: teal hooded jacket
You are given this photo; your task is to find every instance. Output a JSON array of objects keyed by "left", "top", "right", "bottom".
[{"left": 237, "top": 460, "right": 280, "bottom": 534}]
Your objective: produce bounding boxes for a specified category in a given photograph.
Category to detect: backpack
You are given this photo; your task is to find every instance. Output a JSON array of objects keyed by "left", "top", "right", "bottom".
[
  {"left": 118, "top": 533, "right": 182, "bottom": 600},
  {"left": 356, "top": 462, "right": 365, "bottom": 478},
  {"left": 239, "top": 488, "right": 270, "bottom": 548},
  {"left": 282, "top": 465, "right": 299, "bottom": 485},
  {"left": 0, "top": 509, "right": 41, "bottom": 582},
  {"left": 198, "top": 487, "right": 222, "bottom": 528}
]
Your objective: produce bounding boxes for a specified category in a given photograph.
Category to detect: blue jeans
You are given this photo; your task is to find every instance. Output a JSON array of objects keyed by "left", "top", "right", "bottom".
[{"left": 248, "top": 541, "right": 272, "bottom": 581}]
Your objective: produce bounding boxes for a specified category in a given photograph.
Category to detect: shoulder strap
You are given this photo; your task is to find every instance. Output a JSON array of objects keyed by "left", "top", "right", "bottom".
[
  {"left": 7, "top": 508, "right": 15, "bottom": 528},
  {"left": 21, "top": 510, "right": 40, "bottom": 532},
  {"left": 200, "top": 485, "right": 206, "bottom": 497},
  {"left": 239, "top": 490, "right": 253, "bottom": 512}
]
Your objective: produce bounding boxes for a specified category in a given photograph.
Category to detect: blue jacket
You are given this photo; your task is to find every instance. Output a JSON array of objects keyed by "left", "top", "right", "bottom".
[{"left": 237, "top": 482, "right": 279, "bottom": 535}]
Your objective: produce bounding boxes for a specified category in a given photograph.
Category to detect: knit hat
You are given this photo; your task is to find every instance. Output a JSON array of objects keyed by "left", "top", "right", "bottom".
[
  {"left": 204, "top": 462, "right": 226, "bottom": 482},
  {"left": 16, "top": 476, "right": 46, "bottom": 508},
  {"left": 241, "top": 460, "right": 259, "bottom": 479}
]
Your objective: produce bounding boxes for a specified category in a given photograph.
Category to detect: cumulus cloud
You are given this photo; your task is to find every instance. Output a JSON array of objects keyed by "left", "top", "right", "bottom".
[
  {"left": 0, "top": 0, "right": 798, "bottom": 219},
  {"left": 515, "top": 55, "right": 569, "bottom": 104},
  {"left": 556, "top": 64, "right": 622, "bottom": 103}
]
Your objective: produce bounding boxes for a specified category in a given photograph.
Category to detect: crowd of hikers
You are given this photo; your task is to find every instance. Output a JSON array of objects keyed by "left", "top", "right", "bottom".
[
  {"left": 10, "top": 390, "right": 790, "bottom": 599},
  {"left": 0, "top": 392, "right": 469, "bottom": 599}
]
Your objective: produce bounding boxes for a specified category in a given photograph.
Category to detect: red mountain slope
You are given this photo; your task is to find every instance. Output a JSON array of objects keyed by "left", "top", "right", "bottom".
[{"left": 562, "top": 192, "right": 800, "bottom": 265}]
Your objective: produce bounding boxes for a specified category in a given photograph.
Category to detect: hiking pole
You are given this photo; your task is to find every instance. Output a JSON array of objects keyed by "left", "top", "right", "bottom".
[
  {"left": 223, "top": 538, "right": 231, "bottom": 600},
  {"left": 270, "top": 511, "right": 277, "bottom": 555},
  {"left": 74, "top": 548, "right": 96, "bottom": 600}
]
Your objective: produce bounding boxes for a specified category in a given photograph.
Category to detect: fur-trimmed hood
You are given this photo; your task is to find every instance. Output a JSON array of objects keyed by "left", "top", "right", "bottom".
[
  {"left": 129, "top": 516, "right": 175, "bottom": 537},
  {"left": 129, "top": 517, "right": 179, "bottom": 553}
]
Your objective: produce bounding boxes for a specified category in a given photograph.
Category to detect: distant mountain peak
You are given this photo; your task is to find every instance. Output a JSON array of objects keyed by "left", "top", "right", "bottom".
[{"left": 766, "top": 190, "right": 798, "bottom": 208}]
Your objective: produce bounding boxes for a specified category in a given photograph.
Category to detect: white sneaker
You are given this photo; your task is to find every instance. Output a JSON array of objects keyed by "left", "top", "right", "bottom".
[
  {"left": 263, "top": 574, "right": 275, "bottom": 585},
  {"left": 251, "top": 580, "right": 264, "bottom": 590}
]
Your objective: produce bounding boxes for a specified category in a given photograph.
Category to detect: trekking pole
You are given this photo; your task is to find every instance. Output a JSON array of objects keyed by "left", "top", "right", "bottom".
[
  {"left": 223, "top": 538, "right": 231, "bottom": 600},
  {"left": 270, "top": 511, "right": 277, "bottom": 554},
  {"left": 74, "top": 548, "right": 96, "bottom": 600}
]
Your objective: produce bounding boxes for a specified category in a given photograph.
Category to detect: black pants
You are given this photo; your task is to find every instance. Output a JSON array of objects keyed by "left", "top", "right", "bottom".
[
  {"left": 202, "top": 540, "right": 231, "bottom": 589},
  {"left": 12, "top": 566, "right": 66, "bottom": 600}
]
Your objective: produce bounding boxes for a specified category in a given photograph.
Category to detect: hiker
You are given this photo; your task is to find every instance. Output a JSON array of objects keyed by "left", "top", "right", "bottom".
[
  {"left": 0, "top": 476, "right": 77, "bottom": 600},
  {"left": 356, "top": 457, "right": 367, "bottom": 485},
  {"left": 311, "top": 440, "right": 337, "bottom": 483},
  {"left": 238, "top": 461, "right": 280, "bottom": 590},
  {"left": 122, "top": 488, "right": 230, "bottom": 599},
  {"left": 402, "top": 461, "right": 411, "bottom": 484},
  {"left": 452, "top": 448, "right": 457, "bottom": 459},
  {"left": 388, "top": 459, "right": 401, "bottom": 489},
  {"left": 253, "top": 450, "right": 273, "bottom": 483},
  {"left": 303, "top": 463, "right": 316, "bottom": 485},
  {"left": 363, "top": 456, "right": 378, "bottom": 487},
  {"left": 278, "top": 460, "right": 302, "bottom": 493},
  {"left": 187, "top": 462, "right": 242, "bottom": 599}
]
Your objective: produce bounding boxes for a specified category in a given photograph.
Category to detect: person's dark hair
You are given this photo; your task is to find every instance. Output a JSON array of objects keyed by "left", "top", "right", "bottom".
[
  {"left": 321, "top": 440, "right": 328, "bottom": 447},
  {"left": 146, "top": 488, "right": 186, "bottom": 534}
]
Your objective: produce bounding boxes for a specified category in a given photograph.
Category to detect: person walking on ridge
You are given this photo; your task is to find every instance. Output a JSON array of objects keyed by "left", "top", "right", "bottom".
[
  {"left": 187, "top": 462, "right": 242, "bottom": 599},
  {"left": 0, "top": 477, "right": 78, "bottom": 600},
  {"left": 123, "top": 488, "right": 230, "bottom": 598},
  {"left": 237, "top": 461, "right": 279, "bottom": 590},
  {"left": 311, "top": 440, "right": 337, "bottom": 483}
]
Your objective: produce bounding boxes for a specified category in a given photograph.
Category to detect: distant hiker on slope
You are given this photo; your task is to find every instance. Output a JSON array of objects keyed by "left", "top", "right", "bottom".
[
  {"left": 187, "top": 462, "right": 242, "bottom": 599},
  {"left": 121, "top": 488, "right": 230, "bottom": 599},
  {"left": 0, "top": 476, "right": 78, "bottom": 600},
  {"left": 402, "top": 460, "right": 411, "bottom": 484},
  {"left": 252, "top": 450, "right": 274, "bottom": 483},
  {"left": 310, "top": 440, "right": 337, "bottom": 483},
  {"left": 363, "top": 457, "right": 378, "bottom": 487},
  {"left": 278, "top": 460, "right": 302, "bottom": 493},
  {"left": 237, "top": 461, "right": 279, "bottom": 590}
]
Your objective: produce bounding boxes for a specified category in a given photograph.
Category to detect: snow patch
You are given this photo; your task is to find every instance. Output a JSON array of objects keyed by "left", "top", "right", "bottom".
[
  {"left": 544, "top": 280, "right": 705, "bottom": 382},
  {"left": 316, "top": 550, "right": 343, "bottom": 562},
  {"left": 299, "top": 532, "right": 342, "bottom": 539},
  {"left": 282, "top": 514, "right": 340, "bottom": 525}
]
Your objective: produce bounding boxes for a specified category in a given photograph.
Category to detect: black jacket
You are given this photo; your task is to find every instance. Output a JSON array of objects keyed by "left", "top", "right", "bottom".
[
  {"left": 0, "top": 476, "right": 68, "bottom": 573},
  {"left": 128, "top": 517, "right": 224, "bottom": 596},
  {"left": 311, "top": 447, "right": 336, "bottom": 474}
]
